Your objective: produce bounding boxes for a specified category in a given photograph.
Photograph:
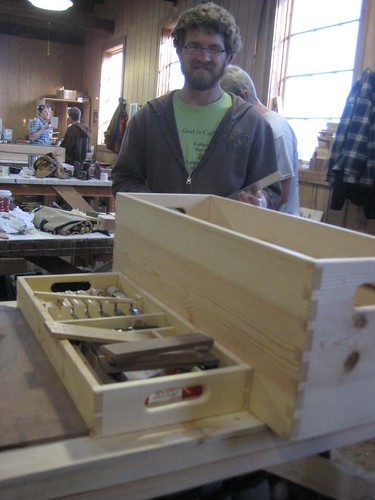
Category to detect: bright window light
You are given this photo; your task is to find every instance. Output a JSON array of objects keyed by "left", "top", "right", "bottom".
[
  {"left": 272, "top": 0, "right": 363, "bottom": 160},
  {"left": 98, "top": 46, "right": 124, "bottom": 145}
]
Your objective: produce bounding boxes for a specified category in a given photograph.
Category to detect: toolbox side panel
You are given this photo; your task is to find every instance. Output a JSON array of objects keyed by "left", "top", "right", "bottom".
[{"left": 114, "top": 194, "right": 375, "bottom": 439}]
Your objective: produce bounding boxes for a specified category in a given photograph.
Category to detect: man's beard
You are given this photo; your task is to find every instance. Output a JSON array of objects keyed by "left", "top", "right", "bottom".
[{"left": 181, "top": 60, "right": 227, "bottom": 91}]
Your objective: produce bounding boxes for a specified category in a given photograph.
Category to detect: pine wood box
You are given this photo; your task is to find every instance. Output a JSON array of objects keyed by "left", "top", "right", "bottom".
[
  {"left": 16, "top": 271, "right": 251, "bottom": 437},
  {"left": 111, "top": 193, "right": 375, "bottom": 440},
  {"left": 17, "top": 192, "right": 375, "bottom": 440}
]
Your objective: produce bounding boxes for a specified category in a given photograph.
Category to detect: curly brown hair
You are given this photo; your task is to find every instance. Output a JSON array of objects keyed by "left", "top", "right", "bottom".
[{"left": 171, "top": 2, "right": 242, "bottom": 56}]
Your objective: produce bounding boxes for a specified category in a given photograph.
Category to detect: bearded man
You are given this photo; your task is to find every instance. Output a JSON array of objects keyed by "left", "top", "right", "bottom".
[{"left": 112, "top": 2, "right": 281, "bottom": 209}]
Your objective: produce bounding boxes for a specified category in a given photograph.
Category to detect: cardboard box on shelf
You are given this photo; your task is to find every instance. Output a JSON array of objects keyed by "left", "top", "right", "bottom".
[{"left": 56, "top": 89, "right": 77, "bottom": 100}]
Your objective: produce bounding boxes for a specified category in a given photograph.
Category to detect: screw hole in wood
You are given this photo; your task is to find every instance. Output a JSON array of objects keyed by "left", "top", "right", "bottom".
[{"left": 344, "top": 351, "right": 360, "bottom": 373}]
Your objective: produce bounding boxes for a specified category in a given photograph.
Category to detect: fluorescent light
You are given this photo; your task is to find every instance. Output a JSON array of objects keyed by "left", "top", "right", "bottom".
[{"left": 28, "top": 0, "right": 73, "bottom": 11}]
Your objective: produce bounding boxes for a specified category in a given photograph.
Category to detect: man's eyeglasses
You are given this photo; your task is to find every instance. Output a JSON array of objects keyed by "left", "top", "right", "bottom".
[{"left": 183, "top": 44, "right": 226, "bottom": 56}]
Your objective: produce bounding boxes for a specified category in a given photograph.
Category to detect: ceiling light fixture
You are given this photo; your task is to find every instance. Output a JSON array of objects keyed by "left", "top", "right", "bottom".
[{"left": 28, "top": 0, "right": 73, "bottom": 12}]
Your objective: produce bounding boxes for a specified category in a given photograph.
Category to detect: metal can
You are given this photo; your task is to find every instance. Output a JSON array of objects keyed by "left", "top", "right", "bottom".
[{"left": 0, "top": 189, "right": 12, "bottom": 213}]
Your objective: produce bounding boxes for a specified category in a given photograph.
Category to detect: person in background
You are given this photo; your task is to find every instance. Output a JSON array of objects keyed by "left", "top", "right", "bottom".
[
  {"left": 60, "top": 107, "right": 91, "bottom": 166},
  {"left": 28, "top": 104, "right": 52, "bottom": 145},
  {"left": 112, "top": 2, "right": 281, "bottom": 209},
  {"left": 221, "top": 64, "right": 300, "bottom": 215}
]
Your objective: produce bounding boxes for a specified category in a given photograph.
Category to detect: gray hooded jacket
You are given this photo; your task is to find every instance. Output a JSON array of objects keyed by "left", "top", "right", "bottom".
[{"left": 112, "top": 91, "right": 281, "bottom": 209}]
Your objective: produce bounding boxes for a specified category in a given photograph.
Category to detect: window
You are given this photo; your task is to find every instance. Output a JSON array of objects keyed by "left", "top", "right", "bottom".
[
  {"left": 98, "top": 43, "right": 124, "bottom": 145},
  {"left": 157, "top": 29, "right": 184, "bottom": 97},
  {"left": 270, "top": 0, "right": 364, "bottom": 160}
]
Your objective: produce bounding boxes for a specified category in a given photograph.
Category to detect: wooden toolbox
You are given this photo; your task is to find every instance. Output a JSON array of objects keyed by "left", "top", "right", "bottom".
[
  {"left": 16, "top": 272, "right": 251, "bottom": 437},
  {"left": 112, "top": 193, "right": 375, "bottom": 440},
  {"left": 17, "top": 193, "right": 375, "bottom": 440}
]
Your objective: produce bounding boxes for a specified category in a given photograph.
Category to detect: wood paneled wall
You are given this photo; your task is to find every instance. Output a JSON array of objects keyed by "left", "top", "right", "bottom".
[
  {"left": 83, "top": 0, "right": 273, "bottom": 145},
  {"left": 99, "top": 0, "right": 182, "bottom": 108},
  {"left": 86, "top": 0, "right": 375, "bottom": 143},
  {"left": 0, "top": 35, "right": 84, "bottom": 142},
  {"left": 84, "top": 0, "right": 187, "bottom": 145},
  {"left": 1, "top": 0, "right": 374, "bottom": 145}
]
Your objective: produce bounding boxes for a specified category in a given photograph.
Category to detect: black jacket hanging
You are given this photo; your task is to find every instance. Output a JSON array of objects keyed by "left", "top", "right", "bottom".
[{"left": 104, "top": 98, "right": 128, "bottom": 154}]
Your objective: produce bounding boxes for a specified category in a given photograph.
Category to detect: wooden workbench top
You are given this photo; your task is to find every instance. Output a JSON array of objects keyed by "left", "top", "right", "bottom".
[
  {"left": 0, "top": 302, "right": 374, "bottom": 499},
  {"left": 0, "top": 302, "right": 87, "bottom": 450},
  {"left": 0, "top": 173, "right": 112, "bottom": 187}
]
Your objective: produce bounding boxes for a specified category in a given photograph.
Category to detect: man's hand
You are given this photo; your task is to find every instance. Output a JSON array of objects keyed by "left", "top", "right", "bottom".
[{"left": 238, "top": 189, "right": 267, "bottom": 208}]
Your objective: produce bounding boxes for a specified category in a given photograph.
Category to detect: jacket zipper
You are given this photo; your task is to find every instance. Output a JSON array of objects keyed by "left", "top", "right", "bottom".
[{"left": 186, "top": 175, "right": 192, "bottom": 192}]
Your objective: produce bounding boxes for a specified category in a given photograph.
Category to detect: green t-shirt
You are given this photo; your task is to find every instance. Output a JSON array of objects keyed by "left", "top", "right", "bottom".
[{"left": 173, "top": 92, "right": 231, "bottom": 175}]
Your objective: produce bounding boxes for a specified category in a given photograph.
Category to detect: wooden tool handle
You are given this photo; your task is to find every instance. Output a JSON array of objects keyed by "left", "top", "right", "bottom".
[
  {"left": 99, "top": 332, "right": 213, "bottom": 363},
  {"left": 45, "top": 321, "right": 173, "bottom": 343},
  {"left": 98, "top": 350, "right": 219, "bottom": 372}
]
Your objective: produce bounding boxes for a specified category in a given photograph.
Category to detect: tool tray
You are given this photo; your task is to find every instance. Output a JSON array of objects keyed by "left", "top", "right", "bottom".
[{"left": 17, "top": 272, "right": 251, "bottom": 437}]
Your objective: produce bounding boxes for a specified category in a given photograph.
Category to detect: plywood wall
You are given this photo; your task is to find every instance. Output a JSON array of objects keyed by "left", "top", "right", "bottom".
[
  {"left": 0, "top": 34, "right": 84, "bottom": 142},
  {"left": 83, "top": 0, "right": 375, "bottom": 129},
  {"left": 83, "top": 0, "right": 186, "bottom": 145},
  {"left": 1, "top": 0, "right": 373, "bottom": 145},
  {"left": 82, "top": 0, "right": 272, "bottom": 144},
  {"left": 109, "top": 0, "right": 273, "bottom": 105}
]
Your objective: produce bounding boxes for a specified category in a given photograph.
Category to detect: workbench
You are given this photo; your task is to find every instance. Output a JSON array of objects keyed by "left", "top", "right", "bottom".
[
  {"left": 0, "top": 301, "right": 374, "bottom": 499},
  {"left": 0, "top": 174, "right": 114, "bottom": 213},
  {"left": 0, "top": 228, "right": 113, "bottom": 274}
]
